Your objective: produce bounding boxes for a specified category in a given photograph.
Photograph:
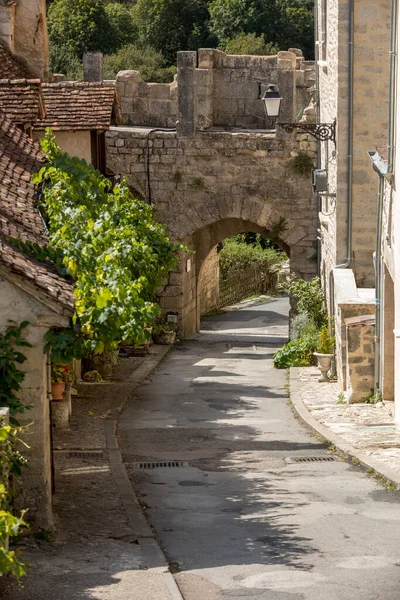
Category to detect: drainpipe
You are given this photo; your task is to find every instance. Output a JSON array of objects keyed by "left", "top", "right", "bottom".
[
  {"left": 368, "top": 152, "right": 389, "bottom": 395},
  {"left": 314, "top": 0, "right": 322, "bottom": 278},
  {"left": 328, "top": 0, "right": 355, "bottom": 318},
  {"left": 47, "top": 350, "right": 56, "bottom": 494}
]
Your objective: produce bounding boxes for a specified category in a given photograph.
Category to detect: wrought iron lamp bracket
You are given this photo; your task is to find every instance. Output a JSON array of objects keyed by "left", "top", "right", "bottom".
[{"left": 280, "top": 119, "right": 336, "bottom": 145}]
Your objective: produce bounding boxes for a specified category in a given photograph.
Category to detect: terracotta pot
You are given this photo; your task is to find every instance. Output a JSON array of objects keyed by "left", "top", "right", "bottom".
[
  {"left": 313, "top": 352, "right": 334, "bottom": 382},
  {"left": 153, "top": 331, "right": 176, "bottom": 345},
  {"left": 51, "top": 381, "right": 66, "bottom": 400}
]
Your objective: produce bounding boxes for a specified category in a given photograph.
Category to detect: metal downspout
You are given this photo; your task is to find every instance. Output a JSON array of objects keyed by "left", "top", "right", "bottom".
[{"left": 315, "top": 0, "right": 322, "bottom": 278}]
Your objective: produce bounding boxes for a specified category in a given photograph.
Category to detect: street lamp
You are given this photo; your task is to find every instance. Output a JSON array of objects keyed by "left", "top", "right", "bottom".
[
  {"left": 261, "top": 84, "right": 336, "bottom": 144},
  {"left": 261, "top": 84, "right": 282, "bottom": 129}
]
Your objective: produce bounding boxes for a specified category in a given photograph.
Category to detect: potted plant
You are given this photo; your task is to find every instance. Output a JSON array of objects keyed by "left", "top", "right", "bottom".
[
  {"left": 313, "top": 325, "right": 335, "bottom": 382},
  {"left": 51, "top": 363, "right": 72, "bottom": 400},
  {"left": 152, "top": 321, "right": 176, "bottom": 345}
]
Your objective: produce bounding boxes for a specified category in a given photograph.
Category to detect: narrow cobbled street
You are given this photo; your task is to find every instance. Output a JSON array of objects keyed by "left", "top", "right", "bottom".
[{"left": 120, "top": 297, "right": 400, "bottom": 600}]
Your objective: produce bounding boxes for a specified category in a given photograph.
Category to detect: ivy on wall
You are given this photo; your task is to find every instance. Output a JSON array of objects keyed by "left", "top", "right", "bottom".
[{"left": 32, "top": 131, "right": 183, "bottom": 361}]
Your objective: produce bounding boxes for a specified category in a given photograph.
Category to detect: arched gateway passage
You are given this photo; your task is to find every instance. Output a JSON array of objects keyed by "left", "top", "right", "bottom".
[{"left": 106, "top": 128, "right": 318, "bottom": 337}]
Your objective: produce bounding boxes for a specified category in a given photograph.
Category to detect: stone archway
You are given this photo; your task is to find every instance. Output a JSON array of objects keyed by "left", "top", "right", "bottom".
[
  {"left": 159, "top": 215, "right": 316, "bottom": 337},
  {"left": 107, "top": 127, "right": 318, "bottom": 338}
]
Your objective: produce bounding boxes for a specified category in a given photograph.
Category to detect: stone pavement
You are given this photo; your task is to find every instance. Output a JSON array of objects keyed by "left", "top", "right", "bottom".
[
  {"left": 2, "top": 345, "right": 183, "bottom": 600},
  {"left": 291, "top": 366, "right": 400, "bottom": 487}
]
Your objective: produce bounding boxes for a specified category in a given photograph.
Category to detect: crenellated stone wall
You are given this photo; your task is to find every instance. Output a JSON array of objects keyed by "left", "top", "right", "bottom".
[{"left": 116, "top": 48, "right": 315, "bottom": 131}]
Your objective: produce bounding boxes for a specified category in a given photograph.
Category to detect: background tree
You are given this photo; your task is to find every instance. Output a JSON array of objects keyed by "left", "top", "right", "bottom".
[
  {"left": 225, "top": 32, "right": 278, "bottom": 55},
  {"left": 209, "top": 0, "right": 314, "bottom": 58},
  {"left": 103, "top": 43, "right": 176, "bottom": 82},
  {"left": 132, "top": 0, "right": 215, "bottom": 65}
]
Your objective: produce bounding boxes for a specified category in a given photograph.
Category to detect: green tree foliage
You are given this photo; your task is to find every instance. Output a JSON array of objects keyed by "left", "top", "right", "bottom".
[
  {"left": 225, "top": 32, "right": 278, "bottom": 55},
  {"left": 48, "top": 0, "right": 113, "bottom": 59},
  {"left": 288, "top": 277, "right": 327, "bottom": 329},
  {"left": 103, "top": 43, "right": 176, "bottom": 82},
  {"left": 0, "top": 322, "right": 32, "bottom": 425},
  {"left": 210, "top": 0, "right": 314, "bottom": 58},
  {"left": 32, "top": 132, "right": 182, "bottom": 359},
  {"left": 219, "top": 237, "right": 285, "bottom": 280},
  {"left": 47, "top": 0, "right": 137, "bottom": 75},
  {"left": 132, "top": 0, "right": 214, "bottom": 65},
  {"left": 104, "top": 2, "right": 137, "bottom": 51}
]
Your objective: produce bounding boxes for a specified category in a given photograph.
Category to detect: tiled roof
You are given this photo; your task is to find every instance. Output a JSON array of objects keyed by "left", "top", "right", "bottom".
[
  {"left": 0, "top": 42, "right": 31, "bottom": 80},
  {"left": 0, "top": 115, "right": 74, "bottom": 310},
  {"left": 0, "top": 79, "right": 45, "bottom": 125},
  {"left": 35, "top": 82, "right": 122, "bottom": 131}
]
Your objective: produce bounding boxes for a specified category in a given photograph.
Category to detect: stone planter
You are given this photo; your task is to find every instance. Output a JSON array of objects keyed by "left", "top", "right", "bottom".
[
  {"left": 51, "top": 399, "right": 69, "bottom": 430},
  {"left": 313, "top": 352, "right": 334, "bottom": 382},
  {"left": 152, "top": 331, "right": 176, "bottom": 345},
  {"left": 51, "top": 381, "right": 66, "bottom": 400}
]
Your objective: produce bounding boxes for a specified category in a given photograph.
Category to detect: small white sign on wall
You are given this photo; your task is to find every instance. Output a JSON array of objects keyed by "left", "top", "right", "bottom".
[{"left": 186, "top": 258, "right": 191, "bottom": 273}]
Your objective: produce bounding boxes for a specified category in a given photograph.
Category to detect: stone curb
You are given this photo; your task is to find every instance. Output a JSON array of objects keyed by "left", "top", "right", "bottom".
[
  {"left": 106, "top": 345, "right": 184, "bottom": 600},
  {"left": 290, "top": 367, "right": 400, "bottom": 490}
]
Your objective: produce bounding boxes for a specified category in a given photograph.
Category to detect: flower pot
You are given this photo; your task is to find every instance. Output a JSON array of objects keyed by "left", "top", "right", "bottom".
[
  {"left": 152, "top": 331, "right": 176, "bottom": 345},
  {"left": 51, "top": 381, "right": 66, "bottom": 400},
  {"left": 313, "top": 352, "right": 334, "bottom": 382}
]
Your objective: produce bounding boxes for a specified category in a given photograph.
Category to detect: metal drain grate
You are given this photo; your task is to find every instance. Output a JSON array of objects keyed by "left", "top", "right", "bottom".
[
  {"left": 65, "top": 451, "right": 105, "bottom": 459},
  {"left": 287, "top": 456, "right": 336, "bottom": 463},
  {"left": 132, "top": 460, "right": 186, "bottom": 470}
]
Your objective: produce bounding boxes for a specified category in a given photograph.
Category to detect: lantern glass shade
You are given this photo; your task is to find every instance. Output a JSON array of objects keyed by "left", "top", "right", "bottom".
[{"left": 262, "top": 85, "right": 282, "bottom": 118}]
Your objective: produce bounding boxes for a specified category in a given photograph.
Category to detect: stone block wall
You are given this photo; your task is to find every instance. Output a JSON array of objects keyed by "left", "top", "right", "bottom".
[
  {"left": 199, "top": 246, "right": 220, "bottom": 316},
  {"left": 116, "top": 70, "right": 178, "bottom": 128},
  {"left": 344, "top": 315, "right": 375, "bottom": 402},
  {"left": 333, "top": 268, "right": 375, "bottom": 393},
  {"left": 115, "top": 48, "right": 315, "bottom": 131},
  {"left": 0, "top": 276, "right": 70, "bottom": 528}
]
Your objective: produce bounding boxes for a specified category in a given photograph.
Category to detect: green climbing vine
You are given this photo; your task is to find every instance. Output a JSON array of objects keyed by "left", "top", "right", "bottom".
[
  {"left": 31, "top": 131, "right": 184, "bottom": 360},
  {"left": 0, "top": 321, "right": 32, "bottom": 425}
]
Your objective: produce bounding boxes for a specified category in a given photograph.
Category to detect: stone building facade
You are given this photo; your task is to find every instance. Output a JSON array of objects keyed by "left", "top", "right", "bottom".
[
  {"left": 317, "top": 0, "right": 390, "bottom": 293},
  {"left": 108, "top": 49, "right": 318, "bottom": 336},
  {"left": 0, "top": 117, "right": 74, "bottom": 527},
  {"left": 316, "top": 0, "right": 391, "bottom": 397}
]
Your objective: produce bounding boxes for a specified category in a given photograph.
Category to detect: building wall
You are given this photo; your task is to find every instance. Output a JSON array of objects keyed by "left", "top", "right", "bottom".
[
  {"left": 318, "top": 0, "right": 390, "bottom": 300},
  {"left": 34, "top": 130, "right": 92, "bottom": 164},
  {"left": 0, "top": 2, "right": 15, "bottom": 52},
  {"left": 116, "top": 49, "right": 315, "bottom": 131},
  {"left": 199, "top": 246, "right": 220, "bottom": 316},
  {"left": 0, "top": 276, "right": 64, "bottom": 528},
  {"left": 13, "top": 0, "right": 49, "bottom": 80}
]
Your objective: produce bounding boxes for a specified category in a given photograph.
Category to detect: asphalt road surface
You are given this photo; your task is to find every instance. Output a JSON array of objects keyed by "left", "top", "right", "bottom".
[{"left": 120, "top": 297, "right": 400, "bottom": 600}]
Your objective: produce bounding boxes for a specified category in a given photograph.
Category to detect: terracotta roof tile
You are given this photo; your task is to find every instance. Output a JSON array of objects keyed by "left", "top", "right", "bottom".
[
  {"left": 35, "top": 82, "right": 122, "bottom": 131},
  {"left": 0, "top": 114, "right": 74, "bottom": 310},
  {"left": 0, "top": 42, "right": 31, "bottom": 80},
  {"left": 0, "top": 79, "right": 45, "bottom": 125}
]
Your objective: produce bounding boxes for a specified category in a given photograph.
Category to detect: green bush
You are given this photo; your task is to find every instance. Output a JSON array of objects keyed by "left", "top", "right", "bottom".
[
  {"left": 316, "top": 324, "right": 335, "bottom": 354},
  {"left": 103, "top": 44, "right": 176, "bottom": 82},
  {"left": 273, "top": 338, "right": 315, "bottom": 369},
  {"left": 288, "top": 277, "right": 327, "bottom": 329},
  {"left": 225, "top": 33, "right": 278, "bottom": 55},
  {"left": 219, "top": 237, "right": 286, "bottom": 280}
]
